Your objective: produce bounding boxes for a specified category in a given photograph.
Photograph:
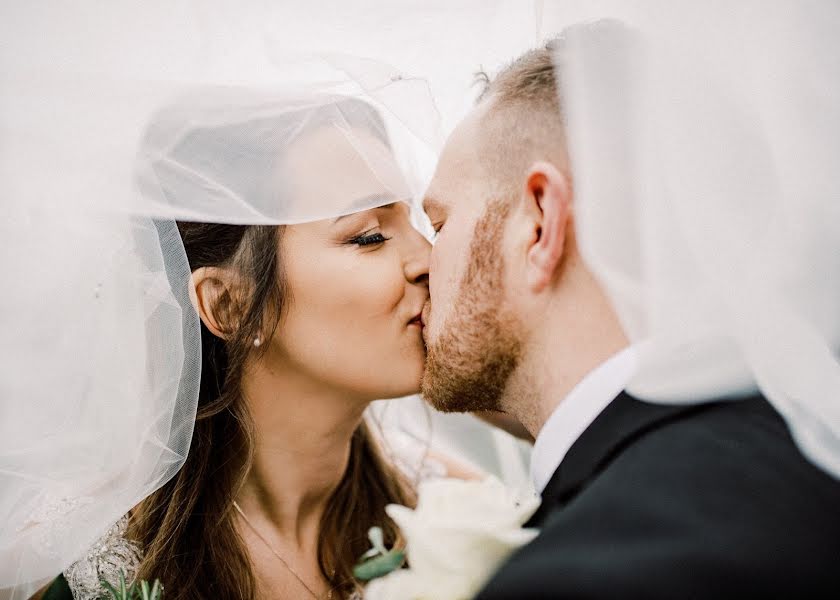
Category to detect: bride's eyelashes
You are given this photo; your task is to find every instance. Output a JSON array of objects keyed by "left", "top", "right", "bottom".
[{"left": 348, "top": 229, "right": 392, "bottom": 247}]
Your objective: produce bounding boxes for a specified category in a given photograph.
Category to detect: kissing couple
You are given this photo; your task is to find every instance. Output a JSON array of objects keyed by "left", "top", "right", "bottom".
[{"left": 7, "top": 17, "right": 840, "bottom": 600}]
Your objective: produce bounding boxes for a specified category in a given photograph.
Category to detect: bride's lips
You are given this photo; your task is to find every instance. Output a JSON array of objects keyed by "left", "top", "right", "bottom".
[
  {"left": 418, "top": 303, "right": 431, "bottom": 343},
  {"left": 407, "top": 312, "right": 424, "bottom": 329}
]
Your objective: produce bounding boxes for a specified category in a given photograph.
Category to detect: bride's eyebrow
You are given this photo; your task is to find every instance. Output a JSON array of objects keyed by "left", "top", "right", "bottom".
[{"left": 332, "top": 193, "right": 396, "bottom": 223}]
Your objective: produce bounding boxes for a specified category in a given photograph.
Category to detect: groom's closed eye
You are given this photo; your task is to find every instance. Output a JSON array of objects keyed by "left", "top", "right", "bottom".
[{"left": 423, "top": 196, "right": 447, "bottom": 238}]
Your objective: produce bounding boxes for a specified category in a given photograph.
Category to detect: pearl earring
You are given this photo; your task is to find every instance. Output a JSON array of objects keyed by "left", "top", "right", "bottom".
[{"left": 253, "top": 337, "right": 262, "bottom": 348}]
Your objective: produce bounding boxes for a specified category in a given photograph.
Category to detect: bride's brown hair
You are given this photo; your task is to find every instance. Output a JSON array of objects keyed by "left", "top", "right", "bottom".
[{"left": 129, "top": 99, "right": 416, "bottom": 599}]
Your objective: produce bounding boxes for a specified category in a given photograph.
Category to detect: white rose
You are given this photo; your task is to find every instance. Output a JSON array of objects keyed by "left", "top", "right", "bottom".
[
  {"left": 364, "top": 477, "right": 540, "bottom": 600},
  {"left": 364, "top": 569, "right": 472, "bottom": 600}
]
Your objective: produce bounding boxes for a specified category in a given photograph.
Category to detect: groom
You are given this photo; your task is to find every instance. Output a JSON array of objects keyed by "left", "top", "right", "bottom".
[{"left": 420, "top": 39, "right": 840, "bottom": 597}]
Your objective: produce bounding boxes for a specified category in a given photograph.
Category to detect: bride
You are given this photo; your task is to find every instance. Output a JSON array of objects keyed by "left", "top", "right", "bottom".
[{"left": 32, "top": 92, "right": 476, "bottom": 600}]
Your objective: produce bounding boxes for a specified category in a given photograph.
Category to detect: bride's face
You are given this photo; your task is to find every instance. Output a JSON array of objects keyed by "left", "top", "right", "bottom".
[{"left": 266, "top": 127, "right": 431, "bottom": 399}]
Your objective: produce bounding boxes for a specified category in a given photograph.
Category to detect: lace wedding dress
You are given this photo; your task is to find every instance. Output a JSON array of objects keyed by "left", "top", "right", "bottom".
[{"left": 62, "top": 517, "right": 142, "bottom": 599}]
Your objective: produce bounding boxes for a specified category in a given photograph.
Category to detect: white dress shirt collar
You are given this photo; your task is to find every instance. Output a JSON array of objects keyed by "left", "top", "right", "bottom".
[{"left": 530, "top": 346, "right": 639, "bottom": 493}]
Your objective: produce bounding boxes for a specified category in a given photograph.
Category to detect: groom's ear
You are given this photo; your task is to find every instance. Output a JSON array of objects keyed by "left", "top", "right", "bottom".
[{"left": 521, "top": 161, "right": 572, "bottom": 293}]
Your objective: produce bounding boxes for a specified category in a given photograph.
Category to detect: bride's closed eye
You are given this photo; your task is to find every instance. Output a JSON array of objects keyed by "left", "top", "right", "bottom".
[{"left": 348, "top": 229, "right": 392, "bottom": 247}]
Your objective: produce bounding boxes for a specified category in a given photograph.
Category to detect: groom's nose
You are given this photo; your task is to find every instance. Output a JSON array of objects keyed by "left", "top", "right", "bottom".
[{"left": 404, "top": 232, "right": 431, "bottom": 286}]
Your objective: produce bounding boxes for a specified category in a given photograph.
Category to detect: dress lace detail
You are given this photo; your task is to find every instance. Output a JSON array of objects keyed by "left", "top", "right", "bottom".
[
  {"left": 17, "top": 493, "right": 96, "bottom": 560},
  {"left": 63, "top": 516, "right": 142, "bottom": 600}
]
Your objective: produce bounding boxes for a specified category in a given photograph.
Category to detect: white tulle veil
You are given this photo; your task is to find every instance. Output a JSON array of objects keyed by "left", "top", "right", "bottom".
[
  {"left": 7, "top": 1, "right": 838, "bottom": 596},
  {"left": 0, "top": 4, "right": 452, "bottom": 596},
  {"left": 549, "top": 1, "right": 840, "bottom": 478}
]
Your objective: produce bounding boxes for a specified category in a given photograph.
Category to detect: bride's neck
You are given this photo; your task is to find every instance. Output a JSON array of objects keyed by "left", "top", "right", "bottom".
[{"left": 237, "top": 357, "right": 368, "bottom": 547}]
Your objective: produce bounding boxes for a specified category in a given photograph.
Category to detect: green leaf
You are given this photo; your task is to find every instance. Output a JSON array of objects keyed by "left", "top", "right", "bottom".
[
  {"left": 100, "top": 580, "right": 121, "bottom": 600},
  {"left": 352, "top": 549, "right": 405, "bottom": 581},
  {"left": 100, "top": 570, "right": 146, "bottom": 600},
  {"left": 140, "top": 580, "right": 151, "bottom": 600},
  {"left": 149, "top": 579, "right": 163, "bottom": 600}
]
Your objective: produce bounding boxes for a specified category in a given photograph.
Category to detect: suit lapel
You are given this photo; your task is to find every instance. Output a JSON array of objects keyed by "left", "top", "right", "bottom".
[{"left": 527, "top": 392, "right": 717, "bottom": 527}]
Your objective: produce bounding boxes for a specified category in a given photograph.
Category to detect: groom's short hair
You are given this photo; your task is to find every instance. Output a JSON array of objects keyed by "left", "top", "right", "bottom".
[
  {"left": 473, "top": 38, "right": 568, "bottom": 194},
  {"left": 476, "top": 38, "right": 562, "bottom": 113}
]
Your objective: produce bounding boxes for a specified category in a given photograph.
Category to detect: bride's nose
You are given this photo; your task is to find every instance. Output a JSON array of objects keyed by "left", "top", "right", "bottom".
[{"left": 404, "top": 231, "right": 431, "bottom": 286}]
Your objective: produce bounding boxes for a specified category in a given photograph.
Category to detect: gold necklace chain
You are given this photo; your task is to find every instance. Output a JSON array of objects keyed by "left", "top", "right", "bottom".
[{"left": 233, "top": 500, "right": 332, "bottom": 600}]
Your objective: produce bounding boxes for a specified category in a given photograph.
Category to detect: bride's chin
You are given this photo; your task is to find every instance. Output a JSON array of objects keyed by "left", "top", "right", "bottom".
[
  {"left": 374, "top": 342, "right": 426, "bottom": 398},
  {"left": 398, "top": 363, "right": 426, "bottom": 398}
]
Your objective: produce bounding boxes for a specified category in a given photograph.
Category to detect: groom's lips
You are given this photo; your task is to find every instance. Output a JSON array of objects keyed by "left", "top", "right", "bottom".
[
  {"left": 419, "top": 303, "right": 430, "bottom": 342},
  {"left": 408, "top": 313, "right": 424, "bottom": 329}
]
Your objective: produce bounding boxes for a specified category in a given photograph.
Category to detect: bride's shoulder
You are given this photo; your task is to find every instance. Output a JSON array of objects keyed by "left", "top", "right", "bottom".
[{"left": 58, "top": 515, "right": 143, "bottom": 600}]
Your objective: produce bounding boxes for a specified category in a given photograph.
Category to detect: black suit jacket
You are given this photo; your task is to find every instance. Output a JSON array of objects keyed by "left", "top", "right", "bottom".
[{"left": 476, "top": 392, "right": 840, "bottom": 599}]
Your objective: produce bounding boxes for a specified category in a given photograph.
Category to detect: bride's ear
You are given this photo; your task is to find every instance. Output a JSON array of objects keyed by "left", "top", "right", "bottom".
[
  {"left": 190, "top": 266, "right": 240, "bottom": 340},
  {"left": 521, "top": 161, "right": 572, "bottom": 293}
]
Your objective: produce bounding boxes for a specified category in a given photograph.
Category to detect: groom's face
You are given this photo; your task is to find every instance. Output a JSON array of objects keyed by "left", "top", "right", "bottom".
[{"left": 420, "top": 105, "right": 522, "bottom": 413}]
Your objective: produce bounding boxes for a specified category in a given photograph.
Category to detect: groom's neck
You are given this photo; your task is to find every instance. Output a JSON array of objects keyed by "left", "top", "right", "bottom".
[{"left": 503, "top": 282, "right": 629, "bottom": 439}]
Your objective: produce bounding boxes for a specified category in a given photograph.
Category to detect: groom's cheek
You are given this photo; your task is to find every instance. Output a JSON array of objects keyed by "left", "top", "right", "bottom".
[
  {"left": 427, "top": 244, "right": 455, "bottom": 336},
  {"left": 435, "top": 235, "right": 471, "bottom": 323},
  {"left": 426, "top": 249, "right": 445, "bottom": 337}
]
